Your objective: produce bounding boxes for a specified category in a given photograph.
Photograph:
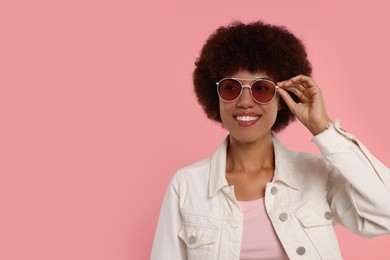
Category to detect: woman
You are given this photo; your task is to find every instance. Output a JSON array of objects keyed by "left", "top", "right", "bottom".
[{"left": 151, "top": 21, "right": 390, "bottom": 259}]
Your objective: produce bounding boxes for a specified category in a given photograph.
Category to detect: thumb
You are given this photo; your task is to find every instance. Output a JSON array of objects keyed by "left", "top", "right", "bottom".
[{"left": 277, "top": 88, "right": 296, "bottom": 113}]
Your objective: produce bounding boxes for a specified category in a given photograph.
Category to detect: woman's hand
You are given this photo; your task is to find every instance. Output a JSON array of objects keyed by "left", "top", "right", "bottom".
[{"left": 277, "top": 75, "right": 333, "bottom": 136}]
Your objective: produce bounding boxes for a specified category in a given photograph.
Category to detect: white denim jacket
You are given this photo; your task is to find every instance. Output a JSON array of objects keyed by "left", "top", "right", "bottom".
[{"left": 151, "top": 122, "right": 390, "bottom": 260}]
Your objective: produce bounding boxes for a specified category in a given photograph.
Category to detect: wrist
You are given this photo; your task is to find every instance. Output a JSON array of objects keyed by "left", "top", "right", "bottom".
[{"left": 310, "top": 118, "right": 333, "bottom": 136}]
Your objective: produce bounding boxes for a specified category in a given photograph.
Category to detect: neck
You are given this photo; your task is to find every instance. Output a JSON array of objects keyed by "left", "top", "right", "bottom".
[{"left": 226, "top": 134, "right": 275, "bottom": 173}]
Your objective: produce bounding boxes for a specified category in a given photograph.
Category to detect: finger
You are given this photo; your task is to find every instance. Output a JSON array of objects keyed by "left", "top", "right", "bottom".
[
  {"left": 286, "top": 87, "right": 301, "bottom": 98},
  {"left": 283, "top": 83, "right": 306, "bottom": 92},
  {"left": 278, "top": 81, "right": 309, "bottom": 95},
  {"left": 279, "top": 75, "right": 318, "bottom": 90},
  {"left": 277, "top": 87, "right": 297, "bottom": 113},
  {"left": 289, "top": 75, "right": 318, "bottom": 89},
  {"left": 289, "top": 75, "right": 310, "bottom": 81},
  {"left": 299, "top": 92, "right": 311, "bottom": 103},
  {"left": 281, "top": 86, "right": 305, "bottom": 100}
]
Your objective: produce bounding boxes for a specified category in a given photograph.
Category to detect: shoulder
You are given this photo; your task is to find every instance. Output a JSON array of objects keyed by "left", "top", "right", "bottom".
[
  {"left": 171, "top": 156, "right": 212, "bottom": 185},
  {"left": 273, "top": 135, "right": 324, "bottom": 164},
  {"left": 176, "top": 156, "right": 211, "bottom": 175},
  {"left": 274, "top": 136, "right": 330, "bottom": 172},
  {"left": 289, "top": 149, "right": 326, "bottom": 166},
  {"left": 275, "top": 142, "right": 332, "bottom": 190},
  {"left": 289, "top": 146, "right": 332, "bottom": 171}
]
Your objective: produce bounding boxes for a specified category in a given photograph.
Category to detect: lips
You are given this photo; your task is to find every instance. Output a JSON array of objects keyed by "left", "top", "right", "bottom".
[
  {"left": 236, "top": 115, "right": 259, "bottom": 121},
  {"left": 233, "top": 112, "right": 261, "bottom": 126}
]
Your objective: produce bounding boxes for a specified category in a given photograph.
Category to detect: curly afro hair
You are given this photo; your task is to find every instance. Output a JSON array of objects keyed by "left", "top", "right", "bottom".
[{"left": 193, "top": 21, "right": 312, "bottom": 132}]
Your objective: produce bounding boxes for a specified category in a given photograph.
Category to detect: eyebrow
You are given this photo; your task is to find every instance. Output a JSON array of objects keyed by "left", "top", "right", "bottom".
[{"left": 230, "top": 77, "right": 274, "bottom": 82}]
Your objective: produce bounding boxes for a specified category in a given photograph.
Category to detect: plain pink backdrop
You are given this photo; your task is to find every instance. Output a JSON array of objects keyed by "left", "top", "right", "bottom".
[{"left": 1, "top": 0, "right": 390, "bottom": 259}]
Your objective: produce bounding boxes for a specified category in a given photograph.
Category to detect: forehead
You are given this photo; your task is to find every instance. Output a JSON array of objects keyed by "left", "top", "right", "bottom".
[{"left": 227, "top": 70, "right": 273, "bottom": 83}]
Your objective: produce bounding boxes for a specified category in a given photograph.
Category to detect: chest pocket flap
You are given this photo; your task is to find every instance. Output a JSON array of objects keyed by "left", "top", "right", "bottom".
[
  {"left": 178, "top": 223, "right": 217, "bottom": 249},
  {"left": 296, "top": 203, "right": 334, "bottom": 228}
]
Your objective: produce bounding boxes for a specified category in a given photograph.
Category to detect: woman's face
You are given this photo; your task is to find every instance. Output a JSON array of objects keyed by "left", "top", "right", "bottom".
[{"left": 219, "top": 70, "right": 280, "bottom": 144}]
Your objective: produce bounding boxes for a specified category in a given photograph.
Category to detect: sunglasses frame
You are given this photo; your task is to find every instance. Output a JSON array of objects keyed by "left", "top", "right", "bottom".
[{"left": 216, "top": 77, "right": 279, "bottom": 104}]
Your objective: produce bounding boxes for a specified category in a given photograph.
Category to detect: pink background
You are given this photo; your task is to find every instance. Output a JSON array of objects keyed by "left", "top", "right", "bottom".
[{"left": 1, "top": 0, "right": 390, "bottom": 259}]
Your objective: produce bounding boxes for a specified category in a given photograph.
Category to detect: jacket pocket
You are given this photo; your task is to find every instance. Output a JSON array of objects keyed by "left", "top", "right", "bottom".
[
  {"left": 178, "top": 223, "right": 218, "bottom": 260},
  {"left": 296, "top": 203, "right": 342, "bottom": 259},
  {"left": 296, "top": 203, "right": 333, "bottom": 228}
]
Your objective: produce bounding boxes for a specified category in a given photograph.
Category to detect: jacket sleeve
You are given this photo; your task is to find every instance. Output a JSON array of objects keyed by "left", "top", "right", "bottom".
[
  {"left": 313, "top": 121, "right": 390, "bottom": 238},
  {"left": 151, "top": 174, "right": 187, "bottom": 260}
]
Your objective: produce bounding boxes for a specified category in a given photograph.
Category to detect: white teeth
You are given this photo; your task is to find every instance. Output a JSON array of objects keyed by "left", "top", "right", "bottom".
[{"left": 236, "top": 116, "right": 259, "bottom": 121}]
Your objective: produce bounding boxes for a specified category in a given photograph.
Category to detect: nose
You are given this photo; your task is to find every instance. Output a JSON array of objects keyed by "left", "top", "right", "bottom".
[{"left": 236, "top": 85, "right": 255, "bottom": 108}]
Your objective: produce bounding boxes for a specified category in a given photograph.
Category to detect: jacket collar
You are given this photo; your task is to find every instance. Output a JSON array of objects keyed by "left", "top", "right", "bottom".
[{"left": 208, "top": 135, "right": 300, "bottom": 197}]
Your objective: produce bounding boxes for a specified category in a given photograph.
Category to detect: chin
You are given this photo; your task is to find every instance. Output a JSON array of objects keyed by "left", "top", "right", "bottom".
[{"left": 229, "top": 132, "right": 271, "bottom": 145}]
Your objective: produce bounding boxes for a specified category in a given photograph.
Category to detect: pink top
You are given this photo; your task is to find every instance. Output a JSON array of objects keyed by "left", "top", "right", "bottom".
[{"left": 238, "top": 198, "right": 289, "bottom": 260}]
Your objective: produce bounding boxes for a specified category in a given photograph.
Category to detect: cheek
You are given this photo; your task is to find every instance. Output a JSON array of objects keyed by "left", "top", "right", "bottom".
[
  {"left": 219, "top": 101, "right": 228, "bottom": 120},
  {"left": 269, "top": 96, "right": 282, "bottom": 115},
  {"left": 275, "top": 95, "right": 281, "bottom": 109},
  {"left": 264, "top": 101, "right": 280, "bottom": 122},
  {"left": 219, "top": 101, "right": 236, "bottom": 127}
]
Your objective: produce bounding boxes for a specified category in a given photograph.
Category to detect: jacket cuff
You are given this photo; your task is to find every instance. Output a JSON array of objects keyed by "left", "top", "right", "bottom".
[{"left": 312, "top": 120, "right": 355, "bottom": 156}]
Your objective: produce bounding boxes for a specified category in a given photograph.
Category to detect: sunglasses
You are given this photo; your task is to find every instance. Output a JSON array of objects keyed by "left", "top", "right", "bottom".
[{"left": 216, "top": 78, "right": 279, "bottom": 104}]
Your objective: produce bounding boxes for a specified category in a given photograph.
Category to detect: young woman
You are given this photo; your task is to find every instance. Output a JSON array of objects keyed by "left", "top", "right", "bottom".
[{"left": 151, "top": 21, "right": 390, "bottom": 260}]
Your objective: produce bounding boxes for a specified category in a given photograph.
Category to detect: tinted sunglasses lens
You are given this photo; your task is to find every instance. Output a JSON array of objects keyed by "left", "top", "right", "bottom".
[
  {"left": 218, "top": 79, "right": 242, "bottom": 101},
  {"left": 251, "top": 80, "right": 276, "bottom": 103}
]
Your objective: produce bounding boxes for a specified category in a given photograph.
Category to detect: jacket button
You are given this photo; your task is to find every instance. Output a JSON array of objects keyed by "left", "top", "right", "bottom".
[
  {"left": 324, "top": 211, "right": 332, "bottom": 220},
  {"left": 279, "top": 213, "right": 288, "bottom": 222},
  {"left": 271, "top": 186, "right": 278, "bottom": 195},
  {"left": 188, "top": 235, "right": 197, "bottom": 245},
  {"left": 296, "top": 246, "right": 306, "bottom": 255}
]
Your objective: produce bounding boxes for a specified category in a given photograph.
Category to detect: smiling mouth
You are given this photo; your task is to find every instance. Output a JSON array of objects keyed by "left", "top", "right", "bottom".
[{"left": 235, "top": 115, "right": 260, "bottom": 122}]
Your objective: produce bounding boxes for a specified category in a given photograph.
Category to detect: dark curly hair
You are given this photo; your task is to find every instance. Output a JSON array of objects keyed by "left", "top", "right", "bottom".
[{"left": 193, "top": 21, "right": 312, "bottom": 132}]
